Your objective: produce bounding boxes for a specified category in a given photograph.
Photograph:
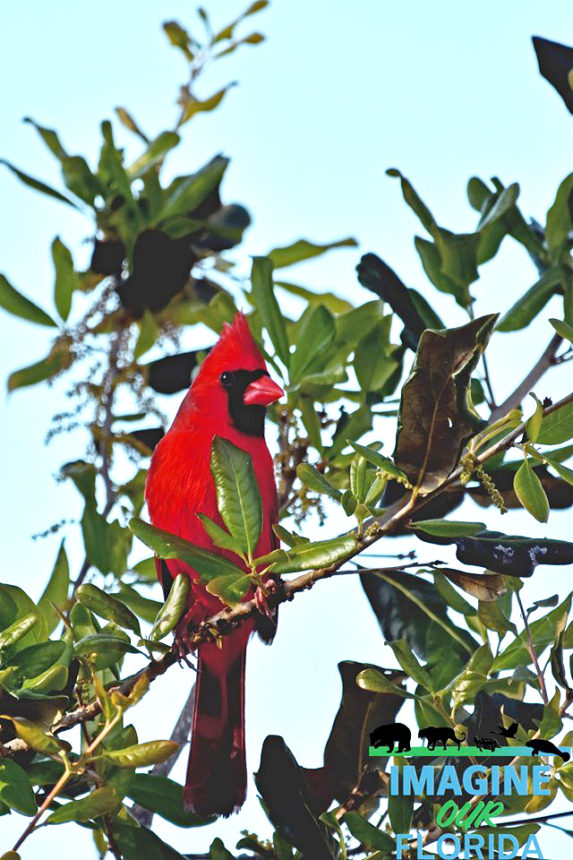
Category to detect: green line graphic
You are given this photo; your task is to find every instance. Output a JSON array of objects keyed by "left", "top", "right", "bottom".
[{"left": 369, "top": 746, "right": 572, "bottom": 758}]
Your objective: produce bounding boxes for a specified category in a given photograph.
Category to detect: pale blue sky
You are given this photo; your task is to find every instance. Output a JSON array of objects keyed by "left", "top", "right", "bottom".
[{"left": 2, "top": 1, "right": 573, "bottom": 856}]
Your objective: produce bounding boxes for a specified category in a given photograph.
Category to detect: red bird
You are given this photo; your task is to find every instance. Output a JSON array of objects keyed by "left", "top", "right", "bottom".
[{"left": 145, "top": 313, "right": 283, "bottom": 816}]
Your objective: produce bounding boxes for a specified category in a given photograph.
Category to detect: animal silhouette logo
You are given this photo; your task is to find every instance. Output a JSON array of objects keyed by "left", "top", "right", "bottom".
[
  {"left": 473, "top": 736, "right": 501, "bottom": 752},
  {"left": 495, "top": 721, "right": 519, "bottom": 739},
  {"left": 527, "top": 738, "right": 570, "bottom": 762},
  {"left": 369, "top": 722, "right": 411, "bottom": 753},
  {"left": 418, "top": 726, "right": 466, "bottom": 751}
]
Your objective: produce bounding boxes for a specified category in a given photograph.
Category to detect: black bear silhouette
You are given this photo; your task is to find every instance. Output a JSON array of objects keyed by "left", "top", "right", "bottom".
[
  {"left": 419, "top": 727, "right": 466, "bottom": 751},
  {"left": 495, "top": 721, "right": 519, "bottom": 739},
  {"left": 369, "top": 722, "right": 411, "bottom": 753},
  {"left": 473, "top": 736, "right": 501, "bottom": 752},
  {"left": 527, "top": 738, "right": 570, "bottom": 762}
]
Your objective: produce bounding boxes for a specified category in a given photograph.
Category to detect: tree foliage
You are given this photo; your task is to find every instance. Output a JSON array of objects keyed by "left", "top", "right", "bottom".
[{"left": 2, "top": 8, "right": 573, "bottom": 859}]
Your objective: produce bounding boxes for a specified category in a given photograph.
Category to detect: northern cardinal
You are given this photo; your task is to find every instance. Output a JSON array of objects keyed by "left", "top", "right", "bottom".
[{"left": 145, "top": 313, "right": 283, "bottom": 816}]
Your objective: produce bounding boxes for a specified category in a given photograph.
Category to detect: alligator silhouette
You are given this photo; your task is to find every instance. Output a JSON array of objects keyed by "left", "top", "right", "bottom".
[
  {"left": 419, "top": 727, "right": 466, "bottom": 751},
  {"left": 527, "top": 738, "right": 570, "bottom": 762},
  {"left": 369, "top": 722, "right": 411, "bottom": 753}
]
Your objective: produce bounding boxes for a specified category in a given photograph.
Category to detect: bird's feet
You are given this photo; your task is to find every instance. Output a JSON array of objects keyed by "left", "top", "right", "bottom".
[
  {"left": 254, "top": 576, "right": 282, "bottom": 619},
  {"left": 173, "top": 609, "right": 198, "bottom": 669}
]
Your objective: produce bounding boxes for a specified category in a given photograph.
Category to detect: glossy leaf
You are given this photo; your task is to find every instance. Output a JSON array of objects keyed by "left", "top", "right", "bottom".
[
  {"left": 0, "top": 611, "right": 38, "bottom": 651},
  {"left": 269, "top": 533, "right": 357, "bottom": 574},
  {"left": 344, "top": 812, "right": 395, "bottom": 852},
  {"left": 514, "top": 458, "right": 550, "bottom": 523},
  {"left": 550, "top": 317, "right": 573, "bottom": 344},
  {"left": 197, "top": 514, "right": 242, "bottom": 553},
  {"left": 394, "top": 314, "right": 497, "bottom": 492},
  {"left": 128, "top": 131, "right": 180, "bottom": 179},
  {"left": 0, "top": 760, "right": 36, "bottom": 816},
  {"left": 36, "top": 541, "right": 69, "bottom": 634},
  {"left": 210, "top": 437, "right": 262, "bottom": 558},
  {"left": 180, "top": 86, "right": 233, "bottom": 124},
  {"left": 150, "top": 574, "right": 190, "bottom": 641},
  {"left": 112, "top": 822, "right": 187, "bottom": 860},
  {"left": 0, "top": 274, "right": 56, "bottom": 328},
  {"left": 410, "top": 519, "right": 486, "bottom": 538},
  {"left": 126, "top": 773, "right": 213, "bottom": 827},
  {"left": 51, "top": 238, "right": 78, "bottom": 321},
  {"left": 251, "top": 256, "right": 290, "bottom": 367},
  {"left": 290, "top": 304, "right": 335, "bottom": 383},
  {"left": 77, "top": 584, "right": 141, "bottom": 634},
  {"left": 47, "top": 786, "right": 120, "bottom": 824},
  {"left": 104, "top": 740, "right": 179, "bottom": 768},
  {"left": 158, "top": 156, "right": 228, "bottom": 221},
  {"left": 205, "top": 572, "right": 250, "bottom": 604},
  {"left": 130, "top": 518, "right": 243, "bottom": 580},
  {"left": 296, "top": 463, "right": 342, "bottom": 500},
  {"left": 267, "top": 237, "right": 357, "bottom": 269},
  {"left": 538, "top": 401, "right": 573, "bottom": 445},
  {"left": 6, "top": 717, "right": 61, "bottom": 754},
  {"left": 497, "top": 266, "right": 562, "bottom": 331},
  {"left": 0, "top": 159, "right": 79, "bottom": 208}
]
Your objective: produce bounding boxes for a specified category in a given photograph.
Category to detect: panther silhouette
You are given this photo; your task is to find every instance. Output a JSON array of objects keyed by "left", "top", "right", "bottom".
[
  {"left": 527, "top": 738, "right": 570, "bottom": 762},
  {"left": 369, "top": 722, "right": 411, "bottom": 753},
  {"left": 419, "top": 726, "right": 466, "bottom": 751}
]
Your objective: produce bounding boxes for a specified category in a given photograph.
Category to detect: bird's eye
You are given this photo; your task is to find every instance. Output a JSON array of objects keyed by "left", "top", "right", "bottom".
[{"left": 220, "top": 371, "right": 234, "bottom": 387}]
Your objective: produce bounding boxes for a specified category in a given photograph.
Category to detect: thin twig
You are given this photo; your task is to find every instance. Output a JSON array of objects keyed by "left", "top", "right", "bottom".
[
  {"left": 490, "top": 333, "right": 562, "bottom": 421},
  {"left": 516, "top": 591, "right": 549, "bottom": 705},
  {"left": 5, "top": 391, "right": 573, "bottom": 755}
]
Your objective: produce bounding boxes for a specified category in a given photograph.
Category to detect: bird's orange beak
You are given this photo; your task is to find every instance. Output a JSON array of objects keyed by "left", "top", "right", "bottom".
[{"left": 243, "top": 375, "right": 284, "bottom": 407}]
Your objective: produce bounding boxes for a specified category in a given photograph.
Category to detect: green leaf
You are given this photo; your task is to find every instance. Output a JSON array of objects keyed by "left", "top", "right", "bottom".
[
  {"left": 354, "top": 317, "right": 398, "bottom": 392},
  {"left": 550, "top": 317, "right": 573, "bottom": 344},
  {"left": 410, "top": 519, "right": 486, "bottom": 538},
  {"left": 514, "top": 458, "right": 550, "bottom": 522},
  {"left": 0, "top": 159, "right": 79, "bottom": 208},
  {"left": 356, "top": 667, "right": 415, "bottom": 698},
  {"left": 415, "top": 236, "right": 466, "bottom": 305},
  {"left": 81, "top": 506, "right": 130, "bottom": 577},
  {"left": 210, "top": 437, "right": 262, "bottom": 558},
  {"left": 197, "top": 514, "right": 242, "bottom": 553},
  {"left": 493, "top": 593, "right": 572, "bottom": 671},
  {"left": 51, "top": 237, "right": 78, "bottom": 321},
  {"left": 0, "top": 274, "right": 57, "bottom": 327},
  {"left": 290, "top": 305, "right": 335, "bottom": 383},
  {"left": 126, "top": 773, "right": 213, "bottom": 827},
  {"left": 74, "top": 633, "right": 139, "bottom": 669},
  {"left": 387, "top": 168, "right": 437, "bottom": 233},
  {"left": 37, "top": 541, "right": 69, "bottom": 634},
  {"left": 344, "top": 813, "right": 395, "bottom": 852},
  {"left": 527, "top": 397, "right": 544, "bottom": 443},
  {"left": 104, "top": 740, "right": 179, "bottom": 768},
  {"left": 497, "top": 266, "right": 562, "bottom": 331},
  {"left": 478, "top": 182, "right": 520, "bottom": 229},
  {"left": 2, "top": 641, "right": 66, "bottom": 687},
  {"left": 349, "top": 442, "right": 410, "bottom": 484},
  {"left": 112, "top": 822, "right": 187, "bottom": 860},
  {"left": 134, "top": 310, "right": 159, "bottom": 360},
  {"left": 0, "top": 612, "right": 38, "bottom": 651},
  {"left": 180, "top": 87, "right": 233, "bottom": 124},
  {"left": 7, "top": 343, "right": 72, "bottom": 392},
  {"left": 267, "top": 237, "right": 357, "bottom": 269},
  {"left": 538, "top": 401, "right": 573, "bottom": 444},
  {"left": 269, "top": 533, "right": 358, "bottom": 574},
  {"left": 6, "top": 717, "right": 61, "bottom": 754},
  {"left": 129, "top": 518, "right": 243, "bottom": 580},
  {"left": 150, "top": 574, "right": 190, "bottom": 641},
  {"left": 0, "top": 760, "right": 37, "bottom": 816},
  {"left": 23, "top": 116, "right": 67, "bottom": 159},
  {"left": 128, "top": 131, "right": 180, "bottom": 179},
  {"left": 205, "top": 572, "right": 250, "bottom": 605},
  {"left": 158, "top": 156, "right": 228, "bottom": 221},
  {"left": 251, "top": 257, "right": 290, "bottom": 367},
  {"left": 76, "top": 584, "right": 141, "bottom": 634},
  {"left": 61, "top": 155, "right": 102, "bottom": 204},
  {"left": 387, "top": 638, "right": 434, "bottom": 691},
  {"left": 163, "top": 20, "right": 195, "bottom": 60},
  {"left": 388, "top": 793, "right": 413, "bottom": 837},
  {"left": 296, "top": 463, "right": 342, "bottom": 500},
  {"left": 47, "top": 786, "right": 119, "bottom": 824},
  {"left": 546, "top": 172, "right": 573, "bottom": 259},
  {"left": 394, "top": 314, "right": 497, "bottom": 492}
]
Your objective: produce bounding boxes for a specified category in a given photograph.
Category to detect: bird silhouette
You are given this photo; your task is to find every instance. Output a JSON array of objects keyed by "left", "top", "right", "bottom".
[{"left": 496, "top": 721, "right": 519, "bottom": 739}]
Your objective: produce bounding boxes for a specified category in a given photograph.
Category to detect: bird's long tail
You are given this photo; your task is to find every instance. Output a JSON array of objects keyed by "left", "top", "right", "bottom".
[{"left": 184, "top": 629, "right": 250, "bottom": 817}]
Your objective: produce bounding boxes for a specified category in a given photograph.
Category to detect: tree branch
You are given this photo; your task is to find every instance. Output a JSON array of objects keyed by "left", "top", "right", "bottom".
[
  {"left": 4, "top": 391, "right": 573, "bottom": 755},
  {"left": 490, "top": 333, "right": 562, "bottom": 421}
]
